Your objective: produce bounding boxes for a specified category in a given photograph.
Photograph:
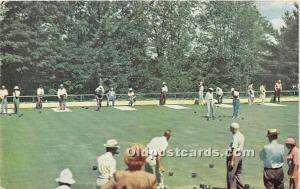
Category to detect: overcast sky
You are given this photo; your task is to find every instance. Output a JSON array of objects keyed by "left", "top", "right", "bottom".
[{"left": 256, "top": 0, "right": 297, "bottom": 30}]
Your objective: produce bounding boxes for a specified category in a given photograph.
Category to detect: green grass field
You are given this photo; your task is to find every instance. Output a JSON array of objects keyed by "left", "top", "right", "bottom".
[{"left": 0, "top": 103, "right": 298, "bottom": 189}]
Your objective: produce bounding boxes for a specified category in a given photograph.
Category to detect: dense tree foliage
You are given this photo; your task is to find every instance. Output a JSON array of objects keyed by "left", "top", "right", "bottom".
[{"left": 0, "top": 1, "right": 298, "bottom": 94}]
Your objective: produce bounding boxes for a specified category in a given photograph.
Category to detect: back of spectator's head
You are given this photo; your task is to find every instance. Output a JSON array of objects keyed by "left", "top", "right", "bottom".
[{"left": 124, "top": 143, "right": 147, "bottom": 171}]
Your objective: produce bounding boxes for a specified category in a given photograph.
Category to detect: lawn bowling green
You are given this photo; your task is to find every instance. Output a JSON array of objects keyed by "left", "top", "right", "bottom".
[{"left": 0, "top": 102, "right": 298, "bottom": 189}]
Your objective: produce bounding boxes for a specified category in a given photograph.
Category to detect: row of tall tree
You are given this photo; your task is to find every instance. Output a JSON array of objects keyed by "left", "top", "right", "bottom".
[{"left": 0, "top": 1, "right": 298, "bottom": 94}]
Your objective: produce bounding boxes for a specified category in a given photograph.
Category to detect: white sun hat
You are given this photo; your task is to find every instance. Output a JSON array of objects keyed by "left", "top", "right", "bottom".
[
  {"left": 55, "top": 168, "right": 75, "bottom": 185},
  {"left": 162, "top": 82, "right": 166, "bottom": 85},
  {"left": 230, "top": 122, "right": 240, "bottom": 129},
  {"left": 104, "top": 139, "right": 120, "bottom": 148}
]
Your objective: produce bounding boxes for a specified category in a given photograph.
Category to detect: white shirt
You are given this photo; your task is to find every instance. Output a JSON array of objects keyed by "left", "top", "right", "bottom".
[
  {"left": 230, "top": 131, "right": 245, "bottom": 152},
  {"left": 95, "top": 86, "right": 104, "bottom": 95},
  {"left": 57, "top": 88, "right": 67, "bottom": 98},
  {"left": 147, "top": 136, "right": 168, "bottom": 159},
  {"left": 199, "top": 85, "right": 204, "bottom": 92},
  {"left": 37, "top": 88, "right": 44, "bottom": 96},
  {"left": 13, "top": 90, "right": 20, "bottom": 98},
  {"left": 0, "top": 89, "right": 8, "bottom": 98},
  {"left": 205, "top": 92, "right": 214, "bottom": 101},
  {"left": 161, "top": 86, "right": 168, "bottom": 93},
  {"left": 55, "top": 185, "right": 71, "bottom": 189},
  {"left": 97, "top": 152, "right": 116, "bottom": 180},
  {"left": 128, "top": 91, "right": 135, "bottom": 97},
  {"left": 216, "top": 87, "right": 223, "bottom": 96}
]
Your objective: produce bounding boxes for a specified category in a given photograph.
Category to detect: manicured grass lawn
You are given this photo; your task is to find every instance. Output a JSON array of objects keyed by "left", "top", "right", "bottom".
[{"left": 0, "top": 103, "right": 298, "bottom": 189}]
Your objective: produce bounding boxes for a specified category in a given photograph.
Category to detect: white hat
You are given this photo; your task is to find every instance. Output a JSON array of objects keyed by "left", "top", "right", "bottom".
[
  {"left": 162, "top": 82, "right": 166, "bottom": 85},
  {"left": 104, "top": 139, "right": 120, "bottom": 148},
  {"left": 230, "top": 122, "right": 240, "bottom": 129},
  {"left": 60, "top": 84, "right": 64, "bottom": 87},
  {"left": 13, "top": 86, "right": 19, "bottom": 90},
  {"left": 231, "top": 88, "right": 235, "bottom": 92},
  {"left": 55, "top": 168, "right": 75, "bottom": 185},
  {"left": 128, "top": 88, "right": 133, "bottom": 91},
  {"left": 208, "top": 87, "right": 213, "bottom": 91}
]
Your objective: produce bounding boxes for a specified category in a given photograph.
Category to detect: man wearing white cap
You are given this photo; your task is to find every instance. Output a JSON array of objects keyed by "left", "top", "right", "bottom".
[
  {"left": 145, "top": 129, "right": 172, "bottom": 189},
  {"left": 55, "top": 168, "right": 75, "bottom": 189},
  {"left": 160, "top": 82, "right": 168, "bottom": 105},
  {"left": 205, "top": 87, "right": 215, "bottom": 120},
  {"left": 96, "top": 139, "right": 120, "bottom": 189},
  {"left": 260, "top": 129, "right": 284, "bottom": 189},
  {"left": 0, "top": 85, "right": 8, "bottom": 114},
  {"left": 12, "top": 86, "right": 21, "bottom": 114},
  {"left": 227, "top": 122, "right": 245, "bottom": 189},
  {"left": 57, "top": 84, "right": 68, "bottom": 110}
]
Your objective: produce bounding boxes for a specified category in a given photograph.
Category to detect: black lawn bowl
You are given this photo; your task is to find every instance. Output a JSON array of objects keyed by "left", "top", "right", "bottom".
[
  {"left": 241, "top": 117, "right": 245, "bottom": 120},
  {"left": 192, "top": 187, "right": 198, "bottom": 189},
  {"left": 209, "top": 164, "right": 214, "bottom": 168},
  {"left": 85, "top": 107, "right": 89, "bottom": 109},
  {"left": 81, "top": 107, "right": 85, "bottom": 108},
  {"left": 92, "top": 165, "right": 97, "bottom": 170},
  {"left": 8, "top": 114, "right": 12, "bottom": 116},
  {"left": 168, "top": 172, "right": 174, "bottom": 176},
  {"left": 191, "top": 173, "right": 197, "bottom": 178},
  {"left": 200, "top": 184, "right": 204, "bottom": 188},
  {"left": 18, "top": 113, "right": 23, "bottom": 118},
  {"left": 194, "top": 111, "right": 197, "bottom": 114},
  {"left": 244, "top": 184, "right": 250, "bottom": 189}
]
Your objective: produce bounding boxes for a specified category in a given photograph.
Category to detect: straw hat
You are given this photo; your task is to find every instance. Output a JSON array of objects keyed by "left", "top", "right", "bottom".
[
  {"left": 104, "top": 139, "right": 120, "bottom": 148},
  {"left": 266, "top": 129, "right": 279, "bottom": 137},
  {"left": 55, "top": 168, "right": 75, "bottom": 185}
]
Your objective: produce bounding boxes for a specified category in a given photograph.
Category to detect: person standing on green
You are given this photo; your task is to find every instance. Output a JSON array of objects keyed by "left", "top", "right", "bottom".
[
  {"left": 13, "top": 86, "right": 21, "bottom": 114},
  {"left": 0, "top": 85, "right": 8, "bottom": 114}
]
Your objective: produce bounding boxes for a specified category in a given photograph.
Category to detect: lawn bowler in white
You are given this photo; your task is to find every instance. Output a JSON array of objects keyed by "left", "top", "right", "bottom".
[
  {"left": 145, "top": 129, "right": 172, "bottom": 189},
  {"left": 55, "top": 168, "right": 75, "bottom": 189},
  {"left": 12, "top": 86, "right": 21, "bottom": 114},
  {"left": 198, "top": 81, "right": 204, "bottom": 105},
  {"left": 0, "top": 85, "right": 8, "bottom": 114},
  {"left": 247, "top": 83, "right": 254, "bottom": 105},
  {"left": 96, "top": 139, "right": 120, "bottom": 189},
  {"left": 227, "top": 122, "right": 245, "bottom": 189},
  {"left": 106, "top": 88, "right": 116, "bottom": 107},
  {"left": 57, "top": 84, "right": 68, "bottom": 110},
  {"left": 160, "top": 82, "right": 168, "bottom": 105},
  {"left": 216, "top": 87, "right": 223, "bottom": 104},
  {"left": 36, "top": 85, "right": 44, "bottom": 109},
  {"left": 259, "top": 84, "right": 266, "bottom": 104},
  {"left": 95, "top": 85, "right": 105, "bottom": 111},
  {"left": 205, "top": 87, "right": 215, "bottom": 120},
  {"left": 128, "top": 88, "right": 136, "bottom": 106}
]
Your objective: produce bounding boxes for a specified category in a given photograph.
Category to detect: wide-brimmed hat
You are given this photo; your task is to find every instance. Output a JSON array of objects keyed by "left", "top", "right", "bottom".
[
  {"left": 13, "top": 86, "right": 19, "bottom": 90},
  {"left": 266, "top": 129, "right": 279, "bottom": 137},
  {"left": 208, "top": 87, "right": 213, "bottom": 91},
  {"left": 104, "top": 139, "right": 120, "bottom": 148},
  {"left": 55, "top": 168, "right": 75, "bottom": 185},
  {"left": 230, "top": 122, "right": 239, "bottom": 129},
  {"left": 128, "top": 88, "right": 133, "bottom": 91},
  {"left": 285, "top": 138, "right": 296, "bottom": 145}
]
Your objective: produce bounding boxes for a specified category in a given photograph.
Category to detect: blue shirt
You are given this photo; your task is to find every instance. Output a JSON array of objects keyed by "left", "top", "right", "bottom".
[{"left": 260, "top": 140, "right": 284, "bottom": 168}]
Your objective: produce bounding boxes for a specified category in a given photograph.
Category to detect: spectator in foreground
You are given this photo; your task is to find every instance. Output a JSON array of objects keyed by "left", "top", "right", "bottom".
[
  {"left": 260, "top": 129, "right": 284, "bottom": 189},
  {"left": 103, "top": 144, "right": 157, "bottom": 189},
  {"left": 55, "top": 168, "right": 75, "bottom": 189},
  {"left": 285, "top": 138, "right": 299, "bottom": 189},
  {"left": 96, "top": 139, "right": 120, "bottom": 189}
]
